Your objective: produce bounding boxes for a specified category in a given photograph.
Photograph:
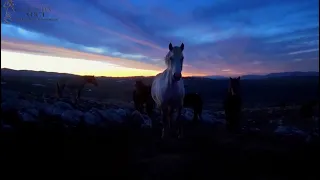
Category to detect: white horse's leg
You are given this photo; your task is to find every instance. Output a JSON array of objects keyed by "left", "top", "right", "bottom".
[
  {"left": 161, "top": 106, "right": 169, "bottom": 139},
  {"left": 177, "top": 106, "right": 184, "bottom": 139}
]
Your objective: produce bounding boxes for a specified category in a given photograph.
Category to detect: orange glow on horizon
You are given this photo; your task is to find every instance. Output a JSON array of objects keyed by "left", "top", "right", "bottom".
[{"left": 0, "top": 50, "right": 204, "bottom": 77}]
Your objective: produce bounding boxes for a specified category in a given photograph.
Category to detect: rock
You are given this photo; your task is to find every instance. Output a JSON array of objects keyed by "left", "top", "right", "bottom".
[
  {"left": 305, "top": 133, "right": 319, "bottom": 143},
  {"left": 141, "top": 114, "right": 152, "bottom": 128},
  {"left": 83, "top": 111, "right": 102, "bottom": 125},
  {"left": 88, "top": 108, "right": 126, "bottom": 124},
  {"left": 249, "top": 127, "right": 261, "bottom": 132},
  {"left": 131, "top": 110, "right": 145, "bottom": 126},
  {"left": 131, "top": 110, "right": 152, "bottom": 128},
  {"left": 18, "top": 110, "right": 37, "bottom": 122},
  {"left": 2, "top": 99, "right": 39, "bottom": 124},
  {"left": 1, "top": 121, "right": 13, "bottom": 131},
  {"left": 114, "top": 108, "right": 128, "bottom": 118},
  {"left": 1, "top": 99, "right": 34, "bottom": 112},
  {"left": 19, "top": 100, "right": 35, "bottom": 109},
  {"left": 34, "top": 102, "right": 50, "bottom": 111},
  {"left": 43, "top": 105, "right": 65, "bottom": 117},
  {"left": 201, "top": 110, "right": 225, "bottom": 124},
  {"left": 274, "top": 125, "right": 307, "bottom": 137},
  {"left": 1, "top": 90, "right": 19, "bottom": 102},
  {"left": 104, "top": 109, "right": 124, "bottom": 123},
  {"left": 53, "top": 101, "right": 74, "bottom": 110},
  {"left": 32, "top": 83, "right": 46, "bottom": 87},
  {"left": 216, "top": 111, "right": 225, "bottom": 116},
  {"left": 61, "top": 110, "right": 84, "bottom": 125},
  {"left": 88, "top": 108, "right": 106, "bottom": 120},
  {"left": 1, "top": 101, "right": 16, "bottom": 112},
  {"left": 25, "top": 108, "right": 39, "bottom": 117},
  {"left": 183, "top": 108, "right": 194, "bottom": 121},
  {"left": 43, "top": 101, "right": 74, "bottom": 117}
]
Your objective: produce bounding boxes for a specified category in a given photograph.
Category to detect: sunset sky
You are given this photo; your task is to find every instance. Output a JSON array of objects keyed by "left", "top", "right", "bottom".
[{"left": 1, "top": 0, "right": 319, "bottom": 77}]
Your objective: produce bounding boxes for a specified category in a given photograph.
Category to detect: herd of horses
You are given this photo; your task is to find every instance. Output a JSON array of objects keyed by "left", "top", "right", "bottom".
[
  {"left": 133, "top": 80, "right": 204, "bottom": 122},
  {"left": 55, "top": 42, "right": 318, "bottom": 140},
  {"left": 132, "top": 76, "right": 241, "bottom": 137}
]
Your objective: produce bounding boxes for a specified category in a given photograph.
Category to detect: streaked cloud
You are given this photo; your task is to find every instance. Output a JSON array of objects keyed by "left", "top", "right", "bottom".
[
  {"left": 252, "top": 61, "right": 262, "bottom": 65},
  {"left": 288, "top": 48, "right": 319, "bottom": 55},
  {"left": 293, "top": 58, "right": 303, "bottom": 62},
  {"left": 1, "top": 0, "right": 318, "bottom": 76}
]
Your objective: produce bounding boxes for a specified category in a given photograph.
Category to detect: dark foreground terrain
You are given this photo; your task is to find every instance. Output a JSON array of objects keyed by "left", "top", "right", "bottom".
[{"left": 1, "top": 69, "right": 320, "bottom": 179}]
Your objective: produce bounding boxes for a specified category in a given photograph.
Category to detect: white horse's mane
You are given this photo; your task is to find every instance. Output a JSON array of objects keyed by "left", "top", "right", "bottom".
[
  {"left": 164, "top": 51, "right": 172, "bottom": 66},
  {"left": 164, "top": 47, "right": 184, "bottom": 66}
]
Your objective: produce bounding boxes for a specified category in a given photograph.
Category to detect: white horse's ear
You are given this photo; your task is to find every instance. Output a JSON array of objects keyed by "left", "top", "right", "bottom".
[
  {"left": 169, "top": 43, "right": 173, "bottom": 51},
  {"left": 180, "top": 43, "right": 184, "bottom": 51}
]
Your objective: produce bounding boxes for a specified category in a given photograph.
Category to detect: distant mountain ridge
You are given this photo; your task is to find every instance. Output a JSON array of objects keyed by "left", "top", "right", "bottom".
[
  {"left": 1, "top": 68, "right": 319, "bottom": 79},
  {"left": 205, "top": 71, "right": 319, "bottom": 79},
  {"left": 1, "top": 68, "right": 76, "bottom": 78}
]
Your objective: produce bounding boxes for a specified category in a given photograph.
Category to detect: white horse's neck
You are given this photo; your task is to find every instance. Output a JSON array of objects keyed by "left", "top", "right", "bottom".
[{"left": 163, "top": 68, "right": 174, "bottom": 87}]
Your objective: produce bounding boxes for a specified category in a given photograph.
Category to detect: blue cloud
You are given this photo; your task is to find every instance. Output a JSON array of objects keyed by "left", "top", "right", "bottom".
[{"left": 1, "top": 0, "right": 319, "bottom": 74}]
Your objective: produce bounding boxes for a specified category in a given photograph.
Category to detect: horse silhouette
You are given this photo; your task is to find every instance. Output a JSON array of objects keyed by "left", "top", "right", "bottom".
[
  {"left": 56, "top": 75, "right": 98, "bottom": 100},
  {"left": 300, "top": 100, "right": 318, "bottom": 119},
  {"left": 300, "top": 100, "right": 319, "bottom": 132},
  {"left": 184, "top": 93, "right": 203, "bottom": 123},
  {"left": 133, "top": 80, "right": 154, "bottom": 116},
  {"left": 151, "top": 42, "right": 185, "bottom": 139},
  {"left": 224, "top": 77, "right": 242, "bottom": 133}
]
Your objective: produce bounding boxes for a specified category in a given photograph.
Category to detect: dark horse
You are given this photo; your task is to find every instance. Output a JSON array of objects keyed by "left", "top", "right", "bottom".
[
  {"left": 300, "top": 100, "right": 318, "bottom": 119},
  {"left": 184, "top": 93, "right": 203, "bottom": 123},
  {"left": 224, "top": 77, "right": 242, "bottom": 133},
  {"left": 133, "top": 80, "right": 154, "bottom": 115},
  {"left": 300, "top": 100, "right": 319, "bottom": 132},
  {"left": 56, "top": 75, "right": 98, "bottom": 100}
]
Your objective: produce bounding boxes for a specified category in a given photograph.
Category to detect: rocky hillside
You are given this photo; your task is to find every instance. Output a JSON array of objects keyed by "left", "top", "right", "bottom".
[{"left": 1, "top": 89, "right": 320, "bottom": 178}]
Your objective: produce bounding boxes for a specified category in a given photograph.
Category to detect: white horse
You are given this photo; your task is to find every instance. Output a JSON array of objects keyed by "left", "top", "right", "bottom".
[{"left": 151, "top": 42, "right": 185, "bottom": 139}]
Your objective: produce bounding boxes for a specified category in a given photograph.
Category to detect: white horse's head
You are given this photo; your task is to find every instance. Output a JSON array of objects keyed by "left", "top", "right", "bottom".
[{"left": 165, "top": 42, "right": 184, "bottom": 82}]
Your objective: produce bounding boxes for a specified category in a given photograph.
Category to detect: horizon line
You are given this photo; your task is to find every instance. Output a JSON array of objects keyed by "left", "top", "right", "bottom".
[{"left": 1, "top": 68, "right": 318, "bottom": 79}]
